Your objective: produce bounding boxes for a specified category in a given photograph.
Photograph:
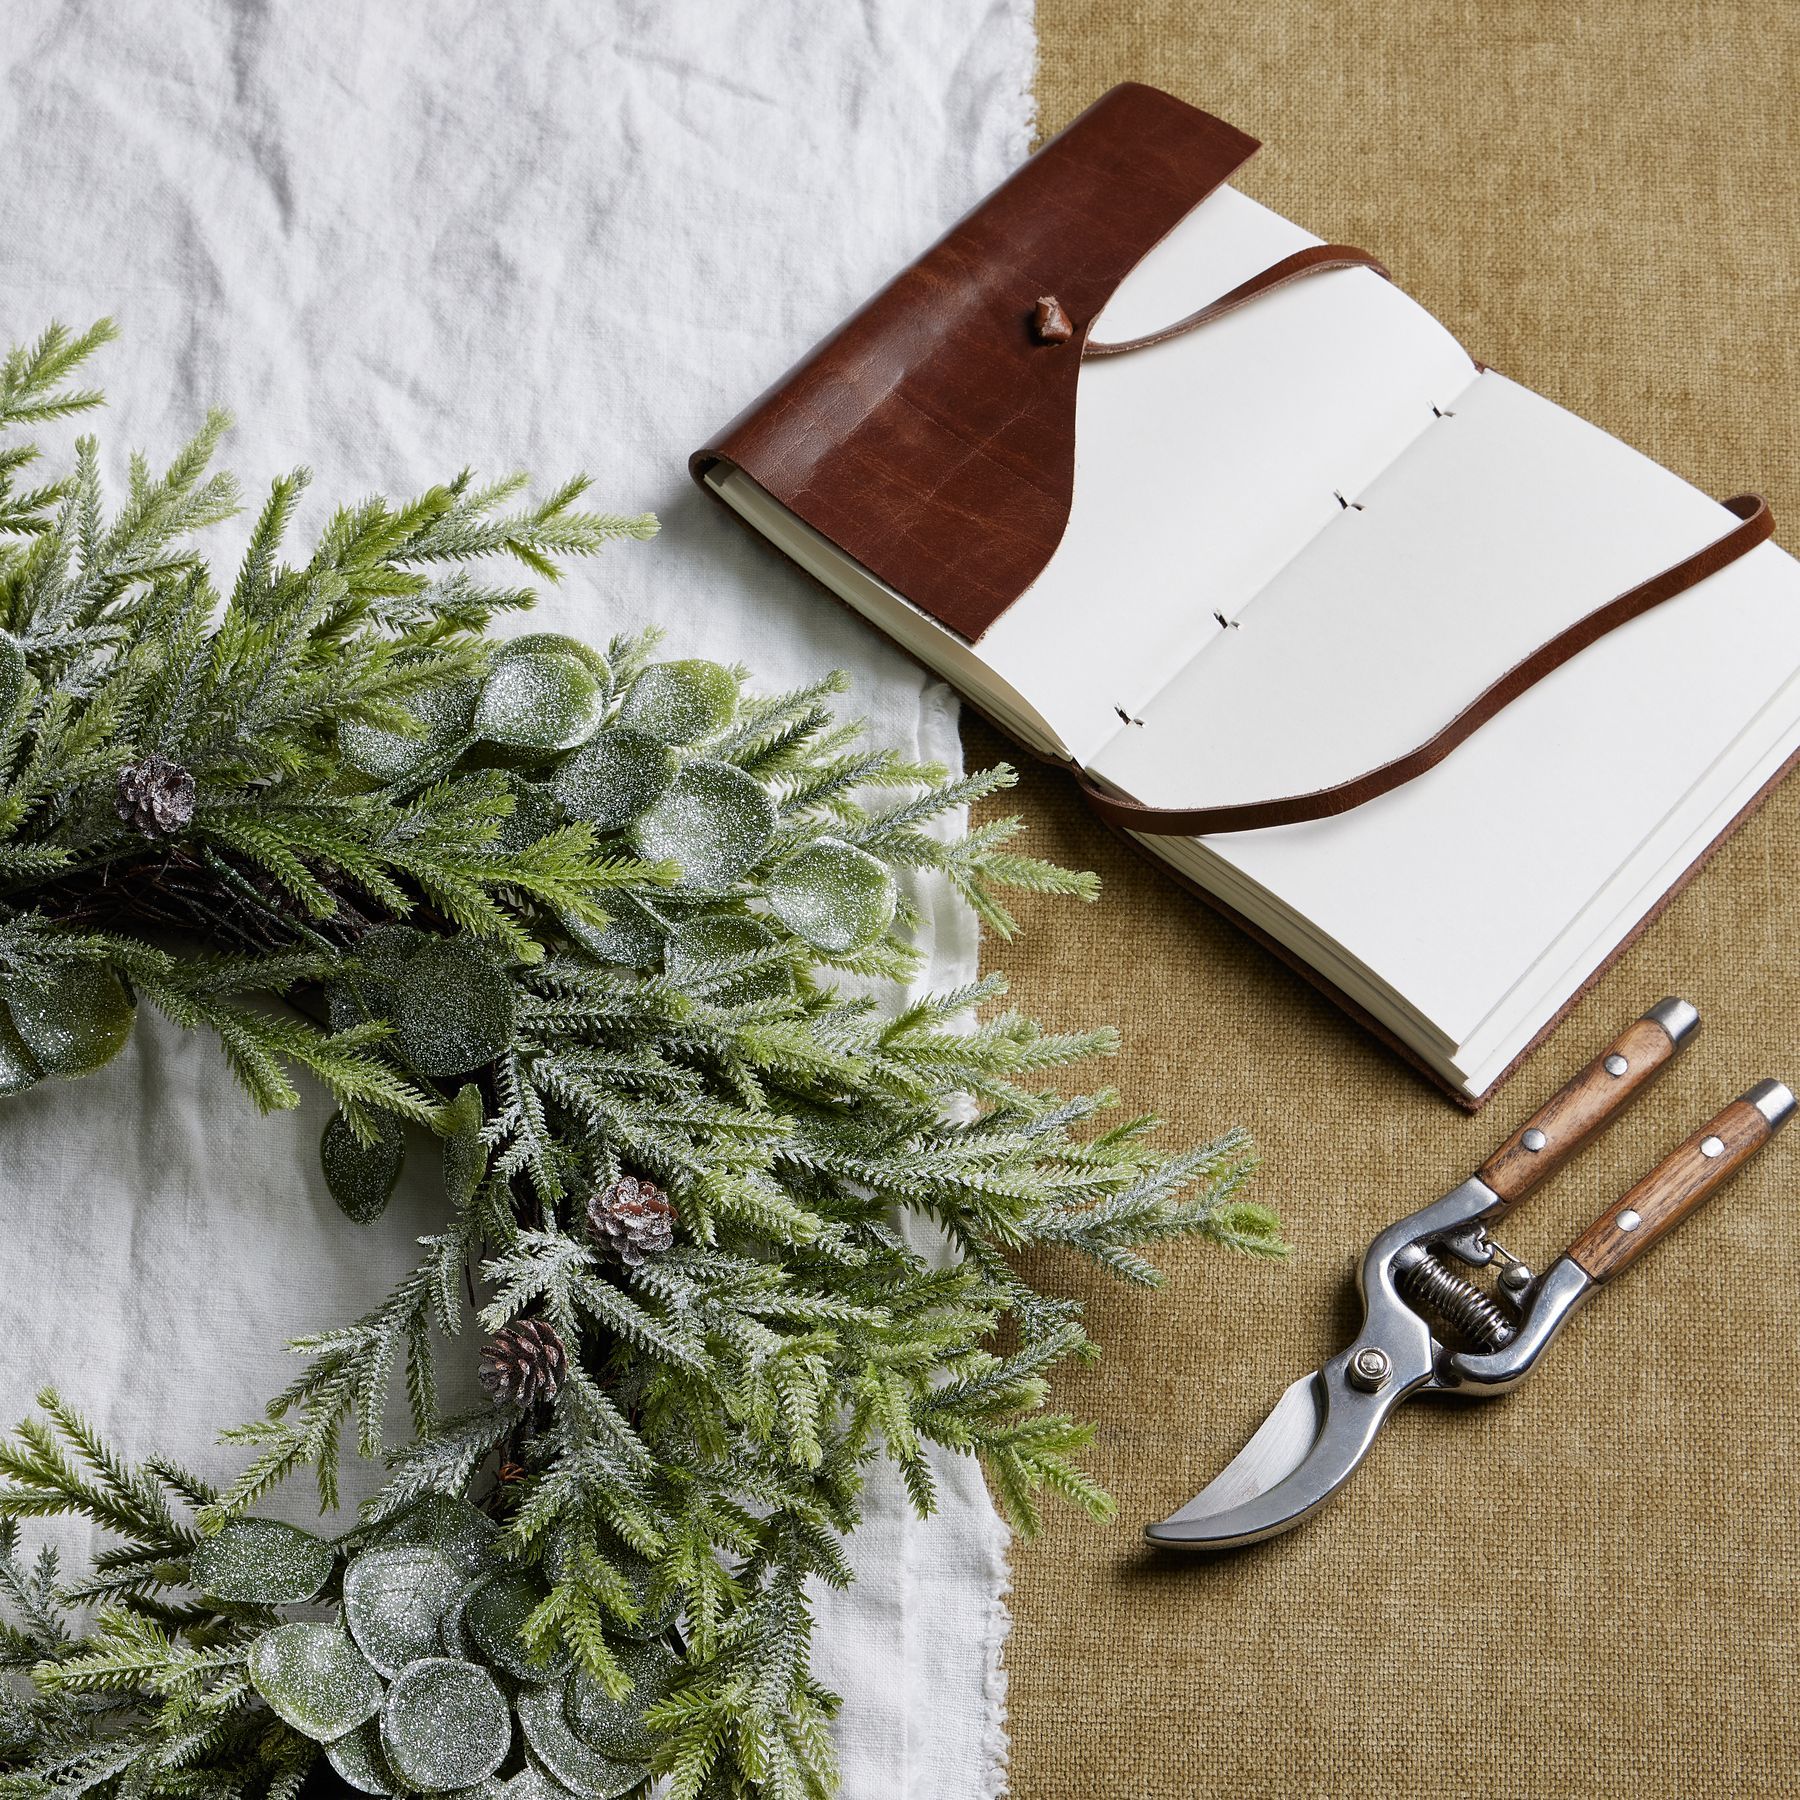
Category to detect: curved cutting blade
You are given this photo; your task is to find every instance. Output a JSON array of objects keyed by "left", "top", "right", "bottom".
[{"left": 1145, "top": 1344, "right": 1430, "bottom": 1551}]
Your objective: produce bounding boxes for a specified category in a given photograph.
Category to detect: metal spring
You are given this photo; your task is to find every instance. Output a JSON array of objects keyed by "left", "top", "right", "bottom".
[{"left": 1395, "top": 1248, "right": 1517, "bottom": 1351}]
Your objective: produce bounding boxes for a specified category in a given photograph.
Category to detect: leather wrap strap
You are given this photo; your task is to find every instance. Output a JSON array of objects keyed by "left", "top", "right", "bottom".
[
  {"left": 1083, "top": 243, "right": 1392, "bottom": 358},
  {"left": 1079, "top": 492, "right": 1775, "bottom": 837}
]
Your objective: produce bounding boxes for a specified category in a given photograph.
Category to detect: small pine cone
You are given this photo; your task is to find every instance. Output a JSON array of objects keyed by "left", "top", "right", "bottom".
[
  {"left": 479, "top": 1318, "right": 567, "bottom": 1407},
  {"left": 116, "top": 753, "right": 196, "bottom": 836},
  {"left": 587, "top": 1174, "right": 676, "bottom": 1267}
]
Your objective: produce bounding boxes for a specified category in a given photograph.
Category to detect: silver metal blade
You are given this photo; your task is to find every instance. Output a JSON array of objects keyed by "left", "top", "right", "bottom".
[
  {"left": 1151, "top": 1372, "right": 1325, "bottom": 1528},
  {"left": 1145, "top": 1336, "right": 1433, "bottom": 1551}
]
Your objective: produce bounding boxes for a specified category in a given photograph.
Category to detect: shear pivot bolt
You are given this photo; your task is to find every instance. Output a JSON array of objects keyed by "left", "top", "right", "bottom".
[
  {"left": 1348, "top": 1347, "right": 1392, "bottom": 1392},
  {"left": 1522, "top": 1128, "right": 1547, "bottom": 1152},
  {"left": 1605, "top": 1053, "right": 1629, "bottom": 1077}
]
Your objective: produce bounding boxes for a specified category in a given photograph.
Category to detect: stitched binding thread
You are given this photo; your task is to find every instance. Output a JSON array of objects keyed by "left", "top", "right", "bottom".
[{"left": 1078, "top": 493, "right": 1774, "bottom": 836}]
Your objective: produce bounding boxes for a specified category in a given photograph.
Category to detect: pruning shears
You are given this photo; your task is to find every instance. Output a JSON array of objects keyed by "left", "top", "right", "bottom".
[{"left": 1146, "top": 998, "right": 1793, "bottom": 1550}]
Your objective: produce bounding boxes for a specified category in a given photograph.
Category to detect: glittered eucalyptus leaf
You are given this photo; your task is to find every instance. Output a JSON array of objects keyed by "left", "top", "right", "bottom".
[
  {"left": 663, "top": 914, "right": 792, "bottom": 1006},
  {"left": 356, "top": 926, "right": 515, "bottom": 1078},
  {"left": 492, "top": 774, "right": 564, "bottom": 856},
  {"left": 765, "top": 836, "right": 899, "bottom": 952},
  {"left": 3, "top": 963, "right": 133, "bottom": 1079},
  {"left": 372, "top": 1494, "right": 501, "bottom": 1576},
  {"left": 247, "top": 1623, "right": 383, "bottom": 1742},
  {"left": 342, "top": 1544, "right": 468, "bottom": 1676},
  {"left": 0, "top": 1008, "right": 42, "bottom": 1097},
  {"left": 549, "top": 729, "right": 676, "bottom": 833},
  {"left": 565, "top": 1639, "right": 676, "bottom": 1762},
  {"left": 0, "top": 633, "right": 28, "bottom": 724},
  {"left": 613, "top": 659, "right": 736, "bottom": 745},
  {"left": 464, "top": 1569, "right": 566, "bottom": 1681},
  {"left": 326, "top": 1720, "right": 403, "bottom": 1797},
  {"left": 379, "top": 1659, "right": 511, "bottom": 1793},
  {"left": 515, "top": 1682, "right": 644, "bottom": 1800},
  {"left": 340, "top": 677, "right": 481, "bottom": 783},
  {"left": 495, "top": 1765, "right": 584, "bottom": 1800},
  {"left": 559, "top": 890, "right": 665, "bottom": 967},
  {"left": 475, "top": 635, "right": 607, "bottom": 754},
  {"left": 189, "top": 1517, "right": 333, "bottom": 1605},
  {"left": 604, "top": 1545, "right": 680, "bottom": 1642},
  {"left": 441, "top": 1084, "right": 486, "bottom": 1209},
  {"left": 628, "top": 758, "right": 776, "bottom": 888},
  {"left": 321, "top": 1110, "right": 405, "bottom": 1224}
]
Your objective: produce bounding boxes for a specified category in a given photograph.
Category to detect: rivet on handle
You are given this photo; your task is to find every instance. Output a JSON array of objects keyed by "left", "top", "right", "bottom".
[{"left": 1522, "top": 1128, "right": 1547, "bottom": 1152}]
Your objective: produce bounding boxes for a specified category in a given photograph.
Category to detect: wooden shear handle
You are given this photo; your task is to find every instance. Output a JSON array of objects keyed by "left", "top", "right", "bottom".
[
  {"left": 1566, "top": 1083, "right": 1795, "bottom": 1281},
  {"left": 1477, "top": 999, "right": 1699, "bottom": 1211}
]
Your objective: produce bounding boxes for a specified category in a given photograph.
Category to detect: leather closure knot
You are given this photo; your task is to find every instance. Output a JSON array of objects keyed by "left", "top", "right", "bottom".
[{"left": 1032, "top": 295, "right": 1074, "bottom": 343}]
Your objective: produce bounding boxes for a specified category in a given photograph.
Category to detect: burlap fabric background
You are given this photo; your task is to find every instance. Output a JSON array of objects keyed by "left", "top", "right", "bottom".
[{"left": 986, "top": 5, "right": 1800, "bottom": 1795}]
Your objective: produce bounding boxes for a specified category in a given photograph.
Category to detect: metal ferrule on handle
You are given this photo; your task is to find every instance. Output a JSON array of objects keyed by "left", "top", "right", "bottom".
[{"left": 1445, "top": 1078, "right": 1796, "bottom": 1392}]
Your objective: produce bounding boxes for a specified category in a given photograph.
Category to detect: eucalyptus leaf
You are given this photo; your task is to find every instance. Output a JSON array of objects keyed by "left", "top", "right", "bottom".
[
  {"left": 606, "top": 1545, "right": 680, "bottom": 1642},
  {"left": 340, "top": 677, "right": 480, "bottom": 782},
  {"left": 663, "top": 915, "right": 791, "bottom": 1006},
  {"left": 496, "top": 1765, "right": 583, "bottom": 1800},
  {"left": 475, "top": 635, "right": 606, "bottom": 754},
  {"left": 379, "top": 1659, "right": 510, "bottom": 1793},
  {"left": 613, "top": 660, "right": 736, "bottom": 745},
  {"left": 372, "top": 1493, "right": 499, "bottom": 1578},
  {"left": 441, "top": 1084, "right": 486, "bottom": 1209},
  {"left": 628, "top": 758, "right": 775, "bottom": 887},
  {"left": 766, "top": 836, "right": 899, "bottom": 952},
  {"left": 355, "top": 927, "right": 515, "bottom": 1078},
  {"left": 559, "top": 890, "right": 665, "bottom": 968},
  {"left": 4, "top": 963, "right": 133, "bottom": 1079},
  {"left": 465, "top": 1569, "right": 566, "bottom": 1681},
  {"left": 0, "top": 1008, "right": 41, "bottom": 1097},
  {"left": 321, "top": 1110, "right": 405, "bottom": 1225},
  {"left": 515, "top": 1682, "right": 644, "bottom": 1800},
  {"left": 0, "top": 632, "right": 27, "bottom": 722},
  {"left": 492, "top": 774, "right": 564, "bottom": 855},
  {"left": 189, "top": 1517, "right": 333, "bottom": 1605},
  {"left": 549, "top": 729, "right": 676, "bottom": 832},
  {"left": 247, "top": 1623, "right": 383, "bottom": 1742},
  {"left": 326, "top": 1720, "right": 404, "bottom": 1797},
  {"left": 342, "top": 1544, "right": 467, "bottom": 1676},
  {"left": 564, "top": 1639, "right": 676, "bottom": 1762}
]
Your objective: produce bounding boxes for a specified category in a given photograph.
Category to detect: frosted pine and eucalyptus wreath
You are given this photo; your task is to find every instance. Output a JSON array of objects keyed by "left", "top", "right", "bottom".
[{"left": 0, "top": 322, "right": 1282, "bottom": 1800}]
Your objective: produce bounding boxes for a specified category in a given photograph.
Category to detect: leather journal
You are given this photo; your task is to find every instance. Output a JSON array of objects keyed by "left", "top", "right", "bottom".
[{"left": 691, "top": 82, "right": 1800, "bottom": 1108}]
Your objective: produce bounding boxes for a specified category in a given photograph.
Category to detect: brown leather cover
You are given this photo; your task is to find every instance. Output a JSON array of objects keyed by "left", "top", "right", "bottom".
[{"left": 689, "top": 83, "right": 1258, "bottom": 641}]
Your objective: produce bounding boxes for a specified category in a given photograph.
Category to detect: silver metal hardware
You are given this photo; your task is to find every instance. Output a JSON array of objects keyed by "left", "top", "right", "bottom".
[
  {"left": 1700, "top": 1136, "right": 1724, "bottom": 1160},
  {"left": 1444, "top": 1258, "right": 1595, "bottom": 1395},
  {"left": 1746, "top": 1079, "right": 1797, "bottom": 1130},
  {"left": 1392, "top": 1242, "right": 1516, "bottom": 1351},
  {"left": 1645, "top": 996, "right": 1701, "bottom": 1044},
  {"left": 1143, "top": 1000, "right": 1766, "bottom": 1552}
]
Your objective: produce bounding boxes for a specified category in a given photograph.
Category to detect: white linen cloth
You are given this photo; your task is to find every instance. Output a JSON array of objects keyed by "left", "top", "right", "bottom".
[{"left": 0, "top": 4, "right": 1035, "bottom": 1794}]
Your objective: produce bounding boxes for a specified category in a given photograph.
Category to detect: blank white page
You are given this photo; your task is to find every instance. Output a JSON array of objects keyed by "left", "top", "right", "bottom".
[
  {"left": 979, "top": 185, "right": 1479, "bottom": 768},
  {"left": 1119, "top": 374, "right": 1800, "bottom": 1043},
  {"left": 1093, "top": 372, "right": 1762, "bottom": 805}
]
